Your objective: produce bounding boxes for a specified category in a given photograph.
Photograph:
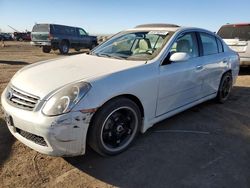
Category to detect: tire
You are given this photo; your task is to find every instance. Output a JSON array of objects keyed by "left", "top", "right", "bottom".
[
  {"left": 216, "top": 72, "right": 233, "bottom": 103},
  {"left": 42, "top": 46, "right": 51, "bottom": 53},
  {"left": 88, "top": 97, "right": 142, "bottom": 156},
  {"left": 59, "top": 40, "right": 69, "bottom": 54}
]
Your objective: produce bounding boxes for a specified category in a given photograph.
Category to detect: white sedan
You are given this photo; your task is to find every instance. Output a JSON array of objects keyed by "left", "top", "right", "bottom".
[{"left": 1, "top": 24, "right": 240, "bottom": 156}]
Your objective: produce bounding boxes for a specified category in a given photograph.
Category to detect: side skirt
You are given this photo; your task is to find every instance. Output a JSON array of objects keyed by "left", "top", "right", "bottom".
[{"left": 141, "top": 93, "right": 217, "bottom": 133}]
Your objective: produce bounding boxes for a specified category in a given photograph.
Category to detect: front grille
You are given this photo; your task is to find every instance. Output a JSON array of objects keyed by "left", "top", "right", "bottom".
[
  {"left": 7, "top": 87, "right": 40, "bottom": 111},
  {"left": 16, "top": 128, "right": 48, "bottom": 147}
]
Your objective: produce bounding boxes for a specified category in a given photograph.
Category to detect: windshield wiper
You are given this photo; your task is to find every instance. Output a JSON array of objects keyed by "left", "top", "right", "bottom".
[
  {"left": 96, "top": 53, "right": 127, "bottom": 60},
  {"left": 95, "top": 53, "right": 112, "bottom": 57}
]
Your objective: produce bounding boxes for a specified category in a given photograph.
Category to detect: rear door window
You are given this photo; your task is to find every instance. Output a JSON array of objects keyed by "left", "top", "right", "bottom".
[
  {"left": 64, "top": 27, "right": 76, "bottom": 35},
  {"left": 216, "top": 38, "right": 224, "bottom": 53},
  {"left": 51, "top": 25, "right": 66, "bottom": 34},
  {"left": 200, "top": 33, "right": 218, "bottom": 56},
  {"left": 217, "top": 25, "right": 250, "bottom": 40}
]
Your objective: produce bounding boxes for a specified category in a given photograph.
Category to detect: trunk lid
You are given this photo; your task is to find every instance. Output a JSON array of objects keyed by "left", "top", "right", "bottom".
[{"left": 223, "top": 39, "right": 248, "bottom": 53}]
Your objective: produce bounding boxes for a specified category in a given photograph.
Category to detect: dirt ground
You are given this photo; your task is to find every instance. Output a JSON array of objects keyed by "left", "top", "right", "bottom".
[{"left": 0, "top": 41, "right": 250, "bottom": 188}]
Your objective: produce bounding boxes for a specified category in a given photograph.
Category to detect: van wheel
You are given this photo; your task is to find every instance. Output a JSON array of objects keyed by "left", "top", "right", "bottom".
[
  {"left": 42, "top": 46, "right": 51, "bottom": 53},
  {"left": 216, "top": 72, "right": 233, "bottom": 103},
  {"left": 59, "top": 40, "right": 69, "bottom": 54},
  {"left": 88, "top": 98, "right": 141, "bottom": 156}
]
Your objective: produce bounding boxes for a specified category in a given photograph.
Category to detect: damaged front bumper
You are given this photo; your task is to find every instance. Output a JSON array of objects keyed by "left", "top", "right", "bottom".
[{"left": 1, "top": 95, "right": 93, "bottom": 157}]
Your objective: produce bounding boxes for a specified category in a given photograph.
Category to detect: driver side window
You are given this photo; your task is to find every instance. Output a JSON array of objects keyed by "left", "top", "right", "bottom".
[
  {"left": 170, "top": 32, "right": 199, "bottom": 58},
  {"left": 79, "top": 29, "right": 87, "bottom": 36}
]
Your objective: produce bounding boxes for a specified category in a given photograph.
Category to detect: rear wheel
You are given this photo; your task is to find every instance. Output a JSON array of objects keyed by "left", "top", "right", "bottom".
[
  {"left": 42, "top": 46, "right": 51, "bottom": 53},
  {"left": 88, "top": 98, "right": 141, "bottom": 156},
  {"left": 59, "top": 40, "right": 69, "bottom": 54},
  {"left": 216, "top": 72, "right": 233, "bottom": 103}
]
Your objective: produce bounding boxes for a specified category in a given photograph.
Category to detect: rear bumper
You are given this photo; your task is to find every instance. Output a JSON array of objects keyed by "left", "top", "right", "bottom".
[
  {"left": 240, "top": 57, "right": 250, "bottom": 66},
  {"left": 30, "top": 41, "right": 51, "bottom": 46}
]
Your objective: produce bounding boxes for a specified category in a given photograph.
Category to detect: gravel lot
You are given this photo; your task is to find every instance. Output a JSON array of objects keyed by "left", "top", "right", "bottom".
[{"left": 0, "top": 41, "right": 250, "bottom": 188}]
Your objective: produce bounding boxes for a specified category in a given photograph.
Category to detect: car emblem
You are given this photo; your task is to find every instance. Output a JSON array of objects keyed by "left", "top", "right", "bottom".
[{"left": 7, "top": 90, "right": 13, "bottom": 100}]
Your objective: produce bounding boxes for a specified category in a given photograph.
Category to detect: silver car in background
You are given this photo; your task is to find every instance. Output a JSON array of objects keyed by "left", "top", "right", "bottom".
[{"left": 218, "top": 23, "right": 250, "bottom": 66}]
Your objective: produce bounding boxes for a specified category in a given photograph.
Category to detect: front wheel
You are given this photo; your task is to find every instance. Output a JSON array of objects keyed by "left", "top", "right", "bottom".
[
  {"left": 216, "top": 72, "right": 233, "bottom": 103},
  {"left": 88, "top": 98, "right": 141, "bottom": 156}
]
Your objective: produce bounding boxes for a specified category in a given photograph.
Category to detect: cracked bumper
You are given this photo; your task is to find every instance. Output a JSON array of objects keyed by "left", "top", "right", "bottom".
[{"left": 1, "top": 93, "right": 93, "bottom": 157}]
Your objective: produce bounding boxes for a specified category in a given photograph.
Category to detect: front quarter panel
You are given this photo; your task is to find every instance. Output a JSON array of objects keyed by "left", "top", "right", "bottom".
[{"left": 74, "top": 62, "right": 159, "bottom": 126}]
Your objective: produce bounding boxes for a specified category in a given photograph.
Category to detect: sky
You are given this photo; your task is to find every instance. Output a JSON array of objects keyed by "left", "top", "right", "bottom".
[{"left": 0, "top": 0, "right": 249, "bottom": 35}]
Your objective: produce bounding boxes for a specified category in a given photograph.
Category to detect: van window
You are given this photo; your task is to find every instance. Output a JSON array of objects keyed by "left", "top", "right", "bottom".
[
  {"left": 218, "top": 25, "right": 250, "bottom": 40},
  {"left": 52, "top": 25, "right": 65, "bottom": 34},
  {"left": 79, "top": 29, "right": 87, "bottom": 36},
  {"left": 32, "top": 24, "right": 49, "bottom": 32},
  {"left": 200, "top": 33, "right": 218, "bottom": 55},
  {"left": 64, "top": 27, "right": 76, "bottom": 35}
]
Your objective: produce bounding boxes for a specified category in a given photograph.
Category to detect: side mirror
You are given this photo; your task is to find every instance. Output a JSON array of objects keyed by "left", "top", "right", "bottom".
[{"left": 170, "top": 52, "right": 190, "bottom": 62}]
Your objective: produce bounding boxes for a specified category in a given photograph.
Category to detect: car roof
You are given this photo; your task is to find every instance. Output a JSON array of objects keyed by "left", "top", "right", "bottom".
[
  {"left": 135, "top": 23, "right": 180, "bottom": 28},
  {"left": 126, "top": 24, "right": 214, "bottom": 34},
  {"left": 125, "top": 23, "right": 179, "bottom": 32},
  {"left": 35, "top": 23, "right": 77, "bottom": 28},
  {"left": 127, "top": 27, "right": 181, "bottom": 32}
]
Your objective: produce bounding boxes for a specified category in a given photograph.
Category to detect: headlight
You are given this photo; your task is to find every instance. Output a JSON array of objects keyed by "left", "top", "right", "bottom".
[{"left": 42, "top": 82, "right": 91, "bottom": 116}]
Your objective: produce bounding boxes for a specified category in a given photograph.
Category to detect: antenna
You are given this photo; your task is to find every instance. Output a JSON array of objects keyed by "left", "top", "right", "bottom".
[{"left": 8, "top": 25, "right": 20, "bottom": 32}]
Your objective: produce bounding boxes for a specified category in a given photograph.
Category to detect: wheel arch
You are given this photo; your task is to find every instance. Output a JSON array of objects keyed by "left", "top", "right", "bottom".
[
  {"left": 87, "top": 93, "right": 144, "bottom": 132},
  {"left": 102, "top": 94, "right": 145, "bottom": 118},
  {"left": 217, "top": 69, "right": 232, "bottom": 90},
  {"left": 86, "top": 94, "right": 145, "bottom": 154},
  {"left": 222, "top": 69, "right": 232, "bottom": 77},
  {"left": 61, "top": 39, "right": 70, "bottom": 46}
]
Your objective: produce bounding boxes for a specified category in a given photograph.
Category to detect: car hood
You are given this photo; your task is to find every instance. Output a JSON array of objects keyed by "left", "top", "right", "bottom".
[{"left": 11, "top": 54, "right": 145, "bottom": 99}]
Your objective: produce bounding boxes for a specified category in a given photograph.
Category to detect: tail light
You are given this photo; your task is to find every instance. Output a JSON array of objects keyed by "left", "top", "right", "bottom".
[{"left": 48, "top": 34, "right": 53, "bottom": 40}]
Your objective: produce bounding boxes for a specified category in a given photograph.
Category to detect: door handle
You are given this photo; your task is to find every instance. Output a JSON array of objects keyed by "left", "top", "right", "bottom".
[{"left": 196, "top": 65, "right": 203, "bottom": 70}]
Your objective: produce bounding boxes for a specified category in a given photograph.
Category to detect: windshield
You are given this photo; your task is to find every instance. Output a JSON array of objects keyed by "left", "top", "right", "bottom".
[
  {"left": 92, "top": 31, "right": 173, "bottom": 61},
  {"left": 218, "top": 25, "right": 250, "bottom": 40}
]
